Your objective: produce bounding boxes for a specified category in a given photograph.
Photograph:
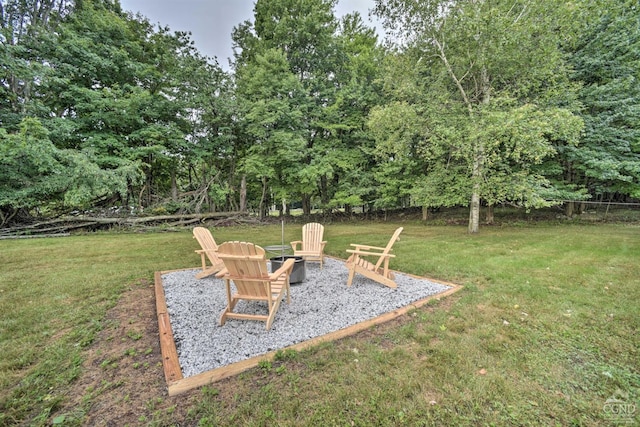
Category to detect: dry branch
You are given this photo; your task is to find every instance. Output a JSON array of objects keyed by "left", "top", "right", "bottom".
[{"left": 0, "top": 212, "right": 246, "bottom": 238}]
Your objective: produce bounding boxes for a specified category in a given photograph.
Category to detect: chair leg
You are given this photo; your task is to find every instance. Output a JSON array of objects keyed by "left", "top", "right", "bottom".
[
  {"left": 346, "top": 265, "right": 356, "bottom": 286},
  {"left": 265, "top": 297, "right": 283, "bottom": 330},
  {"left": 285, "top": 279, "right": 291, "bottom": 304},
  {"left": 195, "top": 267, "right": 215, "bottom": 279},
  {"left": 219, "top": 279, "right": 236, "bottom": 326}
]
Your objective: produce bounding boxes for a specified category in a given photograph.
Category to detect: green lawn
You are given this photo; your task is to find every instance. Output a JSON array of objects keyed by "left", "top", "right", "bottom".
[{"left": 1, "top": 221, "right": 638, "bottom": 426}]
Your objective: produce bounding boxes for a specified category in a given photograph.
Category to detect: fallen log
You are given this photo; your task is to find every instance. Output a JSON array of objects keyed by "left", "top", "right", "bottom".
[
  {"left": 0, "top": 212, "right": 247, "bottom": 237},
  {"left": 0, "top": 233, "right": 70, "bottom": 240}
]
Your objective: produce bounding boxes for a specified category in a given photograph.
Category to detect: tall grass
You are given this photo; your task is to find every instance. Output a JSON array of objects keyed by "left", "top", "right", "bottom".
[{"left": 1, "top": 222, "right": 638, "bottom": 425}]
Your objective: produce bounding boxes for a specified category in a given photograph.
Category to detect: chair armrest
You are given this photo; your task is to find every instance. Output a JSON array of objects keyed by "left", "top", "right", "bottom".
[
  {"left": 270, "top": 258, "right": 295, "bottom": 279},
  {"left": 195, "top": 249, "right": 218, "bottom": 254},
  {"left": 346, "top": 249, "right": 395, "bottom": 258},
  {"left": 290, "top": 241, "right": 302, "bottom": 250},
  {"left": 214, "top": 267, "right": 229, "bottom": 278},
  {"left": 349, "top": 243, "right": 386, "bottom": 251}
]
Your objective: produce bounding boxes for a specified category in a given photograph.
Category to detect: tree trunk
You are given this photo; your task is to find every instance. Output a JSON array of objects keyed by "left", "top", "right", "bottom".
[
  {"left": 302, "top": 195, "right": 311, "bottom": 215},
  {"left": 565, "top": 201, "right": 574, "bottom": 217},
  {"left": 239, "top": 175, "right": 247, "bottom": 212},
  {"left": 170, "top": 170, "right": 178, "bottom": 202},
  {"left": 422, "top": 206, "right": 429, "bottom": 221},
  {"left": 469, "top": 192, "right": 480, "bottom": 233},
  {"left": 468, "top": 66, "right": 490, "bottom": 233},
  {"left": 468, "top": 144, "right": 483, "bottom": 233},
  {"left": 320, "top": 175, "right": 329, "bottom": 206},
  {"left": 485, "top": 204, "right": 494, "bottom": 224},
  {"left": 259, "top": 177, "right": 268, "bottom": 220},
  {"left": 278, "top": 199, "right": 284, "bottom": 217},
  {"left": 138, "top": 185, "right": 146, "bottom": 210}
]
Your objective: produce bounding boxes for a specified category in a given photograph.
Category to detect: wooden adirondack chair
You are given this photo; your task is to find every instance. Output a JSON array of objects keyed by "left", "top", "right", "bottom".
[
  {"left": 290, "top": 222, "right": 327, "bottom": 268},
  {"left": 345, "top": 227, "right": 403, "bottom": 289},
  {"left": 193, "top": 227, "right": 226, "bottom": 279},
  {"left": 216, "top": 241, "right": 295, "bottom": 330}
]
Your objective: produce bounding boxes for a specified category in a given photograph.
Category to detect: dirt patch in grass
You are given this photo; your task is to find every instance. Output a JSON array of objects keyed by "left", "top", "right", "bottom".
[{"left": 51, "top": 280, "right": 205, "bottom": 425}]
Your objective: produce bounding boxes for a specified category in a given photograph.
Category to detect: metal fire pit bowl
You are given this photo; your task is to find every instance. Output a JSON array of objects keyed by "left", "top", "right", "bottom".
[{"left": 270, "top": 255, "right": 306, "bottom": 284}]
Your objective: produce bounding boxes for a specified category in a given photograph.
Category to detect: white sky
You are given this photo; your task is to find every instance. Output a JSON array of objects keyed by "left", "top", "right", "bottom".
[{"left": 118, "top": 0, "right": 380, "bottom": 69}]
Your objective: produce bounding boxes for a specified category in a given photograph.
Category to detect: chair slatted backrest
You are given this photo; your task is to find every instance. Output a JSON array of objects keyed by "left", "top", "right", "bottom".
[
  {"left": 193, "top": 227, "right": 218, "bottom": 253},
  {"left": 217, "top": 242, "right": 270, "bottom": 299},
  {"left": 373, "top": 227, "right": 403, "bottom": 270},
  {"left": 302, "top": 222, "right": 325, "bottom": 252}
]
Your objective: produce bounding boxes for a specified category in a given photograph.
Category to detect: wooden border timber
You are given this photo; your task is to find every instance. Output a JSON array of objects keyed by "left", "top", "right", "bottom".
[
  {"left": 154, "top": 259, "right": 463, "bottom": 396},
  {"left": 154, "top": 271, "right": 183, "bottom": 385}
]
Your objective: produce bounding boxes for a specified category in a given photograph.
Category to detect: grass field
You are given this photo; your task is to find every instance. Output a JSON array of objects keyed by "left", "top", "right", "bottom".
[{"left": 1, "top": 220, "right": 638, "bottom": 426}]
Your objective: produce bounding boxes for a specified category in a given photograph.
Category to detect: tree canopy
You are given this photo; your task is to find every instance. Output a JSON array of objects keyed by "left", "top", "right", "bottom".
[{"left": 0, "top": 0, "right": 637, "bottom": 230}]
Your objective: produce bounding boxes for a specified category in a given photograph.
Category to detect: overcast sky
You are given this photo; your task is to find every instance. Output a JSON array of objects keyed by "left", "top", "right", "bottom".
[{"left": 118, "top": 0, "right": 380, "bottom": 70}]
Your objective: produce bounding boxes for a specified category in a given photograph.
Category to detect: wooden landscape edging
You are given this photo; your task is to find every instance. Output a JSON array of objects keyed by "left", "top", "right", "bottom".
[
  {"left": 154, "top": 271, "right": 183, "bottom": 385},
  {"left": 154, "top": 259, "right": 463, "bottom": 396}
]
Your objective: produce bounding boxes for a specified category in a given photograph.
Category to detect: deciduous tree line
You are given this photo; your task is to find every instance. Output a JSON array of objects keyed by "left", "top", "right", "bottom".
[{"left": 1, "top": 0, "right": 638, "bottom": 231}]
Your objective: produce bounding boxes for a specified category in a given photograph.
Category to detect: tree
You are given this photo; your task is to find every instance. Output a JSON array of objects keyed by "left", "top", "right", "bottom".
[
  {"left": 566, "top": 0, "right": 640, "bottom": 205},
  {"left": 180, "top": 56, "right": 237, "bottom": 213},
  {"left": 0, "top": 117, "right": 139, "bottom": 226},
  {"left": 39, "top": 1, "right": 230, "bottom": 210},
  {"left": 236, "top": 48, "right": 307, "bottom": 218},
  {"left": 239, "top": 0, "right": 340, "bottom": 215},
  {"left": 0, "top": 0, "right": 73, "bottom": 129},
  {"left": 372, "top": 0, "right": 584, "bottom": 232},
  {"left": 233, "top": 0, "right": 383, "bottom": 216},
  {"left": 1, "top": 0, "right": 234, "bottom": 217},
  {"left": 323, "top": 12, "right": 385, "bottom": 214}
]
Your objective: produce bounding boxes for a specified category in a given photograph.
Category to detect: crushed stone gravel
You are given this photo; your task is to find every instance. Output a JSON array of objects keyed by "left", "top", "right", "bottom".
[{"left": 161, "top": 257, "right": 452, "bottom": 378}]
